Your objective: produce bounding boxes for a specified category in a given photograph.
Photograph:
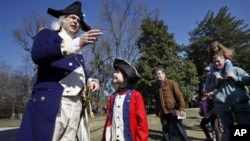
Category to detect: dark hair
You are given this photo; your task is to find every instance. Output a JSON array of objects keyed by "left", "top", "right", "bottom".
[
  {"left": 120, "top": 69, "right": 129, "bottom": 79},
  {"left": 116, "top": 68, "right": 137, "bottom": 87},
  {"left": 115, "top": 68, "right": 128, "bottom": 79},
  {"left": 156, "top": 68, "right": 166, "bottom": 74}
]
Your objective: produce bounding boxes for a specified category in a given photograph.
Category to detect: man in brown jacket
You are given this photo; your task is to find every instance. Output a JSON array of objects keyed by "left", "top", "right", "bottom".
[{"left": 155, "top": 68, "right": 189, "bottom": 141}]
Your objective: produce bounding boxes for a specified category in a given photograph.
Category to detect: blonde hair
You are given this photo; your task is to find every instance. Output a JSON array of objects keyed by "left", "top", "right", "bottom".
[{"left": 210, "top": 41, "right": 234, "bottom": 59}]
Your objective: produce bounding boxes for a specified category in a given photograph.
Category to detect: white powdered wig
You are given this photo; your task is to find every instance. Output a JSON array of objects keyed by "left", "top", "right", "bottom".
[{"left": 51, "top": 15, "right": 66, "bottom": 31}]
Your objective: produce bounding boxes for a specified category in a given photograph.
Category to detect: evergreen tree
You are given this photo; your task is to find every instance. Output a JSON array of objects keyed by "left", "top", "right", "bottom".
[
  {"left": 186, "top": 6, "right": 250, "bottom": 76},
  {"left": 136, "top": 18, "right": 199, "bottom": 110}
]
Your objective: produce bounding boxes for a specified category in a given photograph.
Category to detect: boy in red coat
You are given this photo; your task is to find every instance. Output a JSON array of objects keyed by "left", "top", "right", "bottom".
[{"left": 102, "top": 58, "right": 149, "bottom": 141}]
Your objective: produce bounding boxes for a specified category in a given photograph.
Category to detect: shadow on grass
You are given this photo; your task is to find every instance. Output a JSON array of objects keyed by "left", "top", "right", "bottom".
[
  {"left": 149, "top": 126, "right": 204, "bottom": 141},
  {"left": 149, "top": 129, "right": 162, "bottom": 140},
  {"left": 90, "top": 126, "right": 104, "bottom": 132}
]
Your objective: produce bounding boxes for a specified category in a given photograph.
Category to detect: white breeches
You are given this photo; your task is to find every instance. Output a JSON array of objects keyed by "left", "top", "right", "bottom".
[{"left": 52, "top": 96, "right": 82, "bottom": 141}]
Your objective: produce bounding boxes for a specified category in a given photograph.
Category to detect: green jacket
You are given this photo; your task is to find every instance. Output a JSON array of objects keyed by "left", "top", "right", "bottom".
[
  {"left": 205, "top": 66, "right": 250, "bottom": 112},
  {"left": 155, "top": 79, "right": 186, "bottom": 115}
]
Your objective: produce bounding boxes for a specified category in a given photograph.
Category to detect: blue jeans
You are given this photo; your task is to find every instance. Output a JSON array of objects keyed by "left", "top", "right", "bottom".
[{"left": 217, "top": 111, "right": 250, "bottom": 141}]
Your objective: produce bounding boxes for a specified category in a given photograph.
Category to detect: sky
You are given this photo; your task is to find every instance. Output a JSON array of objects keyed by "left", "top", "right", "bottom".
[{"left": 0, "top": 0, "right": 249, "bottom": 70}]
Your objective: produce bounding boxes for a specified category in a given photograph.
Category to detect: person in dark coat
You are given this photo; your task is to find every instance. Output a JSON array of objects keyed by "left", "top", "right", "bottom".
[
  {"left": 198, "top": 66, "right": 222, "bottom": 141},
  {"left": 16, "top": 1, "right": 102, "bottom": 141}
]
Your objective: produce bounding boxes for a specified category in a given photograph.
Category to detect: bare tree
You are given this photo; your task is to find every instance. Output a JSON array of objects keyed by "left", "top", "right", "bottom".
[
  {"left": 10, "top": 12, "right": 51, "bottom": 115},
  {"left": 81, "top": 0, "right": 160, "bottom": 108},
  {"left": 12, "top": 11, "right": 51, "bottom": 82},
  {"left": 92, "top": 0, "right": 160, "bottom": 82},
  {"left": 0, "top": 61, "right": 12, "bottom": 103},
  {"left": 0, "top": 61, "right": 13, "bottom": 118},
  {"left": 85, "top": 0, "right": 160, "bottom": 79},
  {"left": 12, "top": 12, "right": 50, "bottom": 83},
  {"left": 98, "top": 0, "right": 160, "bottom": 62},
  {"left": 12, "top": 11, "right": 50, "bottom": 52}
]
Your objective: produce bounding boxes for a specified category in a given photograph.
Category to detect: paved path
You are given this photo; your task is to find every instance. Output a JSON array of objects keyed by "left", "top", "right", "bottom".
[
  {"left": 0, "top": 127, "right": 206, "bottom": 141},
  {"left": 0, "top": 127, "right": 19, "bottom": 131},
  {"left": 0, "top": 128, "right": 19, "bottom": 141}
]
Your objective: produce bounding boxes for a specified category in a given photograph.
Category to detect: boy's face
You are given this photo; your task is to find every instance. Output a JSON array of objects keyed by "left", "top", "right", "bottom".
[{"left": 113, "top": 69, "right": 127, "bottom": 85}]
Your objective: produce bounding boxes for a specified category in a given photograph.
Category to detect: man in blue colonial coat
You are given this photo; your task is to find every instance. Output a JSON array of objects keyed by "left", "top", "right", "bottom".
[{"left": 16, "top": 1, "right": 102, "bottom": 141}]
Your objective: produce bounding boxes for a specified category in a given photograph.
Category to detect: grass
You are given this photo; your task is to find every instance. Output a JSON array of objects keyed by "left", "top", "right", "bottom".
[
  {"left": 0, "top": 108, "right": 203, "bottom": 141},
  {"left": 0, "top": 119, "right": 21, "bottom": 127}
]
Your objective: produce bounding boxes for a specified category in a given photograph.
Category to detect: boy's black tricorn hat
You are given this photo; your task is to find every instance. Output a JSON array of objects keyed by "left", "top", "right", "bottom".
[
  {"left": 47, "top": 1, "right": 91, "bottom": 31},
  {"left": 113, "top": 58, "right": 140, "bottom": 85}
]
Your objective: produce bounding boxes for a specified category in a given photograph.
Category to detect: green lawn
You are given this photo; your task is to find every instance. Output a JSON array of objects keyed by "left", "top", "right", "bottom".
[
  {"left": 0, "top": 108, "right": 202, "bottom": 141},
  {"left": 0, "top": 119, "right": 21, "bottom": 127}
]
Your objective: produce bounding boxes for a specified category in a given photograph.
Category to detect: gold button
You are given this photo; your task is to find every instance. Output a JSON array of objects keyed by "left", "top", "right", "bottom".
[
  {"left": 32, "top": 98, "right": 36, "bottom": 102},
  {"left": 40, "top": 96, "right": 45, "bottom": 102}
]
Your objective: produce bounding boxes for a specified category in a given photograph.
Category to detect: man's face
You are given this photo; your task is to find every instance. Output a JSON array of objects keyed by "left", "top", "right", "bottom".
[
  {"left": 156, "top": 70, "right": 165, "bottom": 81},
  {"left": 62, "top": 14, "right": 80, "bottom": 36},
  {"left": 213, "top": 55, "right": 226, "bottom": 71}
]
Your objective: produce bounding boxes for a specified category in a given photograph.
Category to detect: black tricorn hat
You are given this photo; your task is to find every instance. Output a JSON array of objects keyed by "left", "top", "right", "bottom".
[
  {"left": 113, "top": 58, "right": 140, "bottom": 85},
  {"left": 47, "top": 1, "right": 91, "bottom": 31}
]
